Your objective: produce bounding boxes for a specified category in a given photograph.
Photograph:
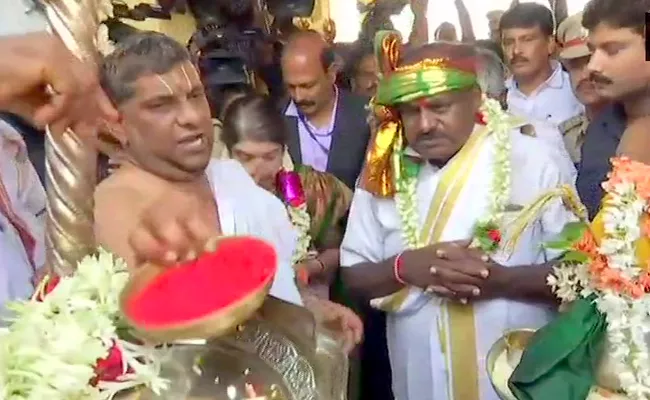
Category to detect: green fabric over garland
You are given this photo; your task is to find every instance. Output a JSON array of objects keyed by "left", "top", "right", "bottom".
[{"left": 509, "top": 295, "right": 607, "bottom": 400}]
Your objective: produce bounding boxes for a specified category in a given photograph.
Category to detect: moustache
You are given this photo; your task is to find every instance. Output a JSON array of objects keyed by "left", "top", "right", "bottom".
[
  {"left": 416, "top": 131, "right": 444, "bottom": 143},
  {"left": 509, "top": 56, "right": 528, "bottom": 64},
  {"left": 296, "top": 101, "right": 316, "bottom": 108},
  {"left": 589, "top": 72, "right": 613, "bottom": 85},
  {"left": 576, "top": 78, "right": 595, "bottom": 91}
]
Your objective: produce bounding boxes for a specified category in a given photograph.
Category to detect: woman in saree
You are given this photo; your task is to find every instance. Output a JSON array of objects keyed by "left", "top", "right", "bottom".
[
  {"left": 507, "top": 116, "right": 650, "bottom": 400},
  {"left": 219, "top": 91, "right": 351, "bottom": 296},
  {"left": 219, "top": 91, "right": 363, "bottom": 399}
]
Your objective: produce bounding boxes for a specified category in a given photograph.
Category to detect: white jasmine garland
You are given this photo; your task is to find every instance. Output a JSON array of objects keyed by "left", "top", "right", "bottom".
[
  {"left": 597, "top": 182, "right": 650, "bottom": 399},
  {"left": 0, "top": 249, "right": 168, "bottom": 400},
  {"left": 549, "top": 174, "right": 650, "bottom": 399},
  {"left": 394, "top": 97, "right": 512, "bottom": 251},
  {"left": 287, "top": 203, "right": 314, "bottom": 264}
]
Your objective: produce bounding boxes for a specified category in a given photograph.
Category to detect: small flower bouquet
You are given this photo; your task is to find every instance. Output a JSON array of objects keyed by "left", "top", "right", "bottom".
[
  {"left": 473, "top": 220, "right": 502, "bottom": 253},
  {"left": 0, "top": 249, "right": 168, "bottom": 400}
]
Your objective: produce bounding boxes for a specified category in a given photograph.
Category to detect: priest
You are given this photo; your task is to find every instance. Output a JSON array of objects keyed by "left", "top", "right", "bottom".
[{"left": 339, "top": 32, "right": 579, "bottom": 400}]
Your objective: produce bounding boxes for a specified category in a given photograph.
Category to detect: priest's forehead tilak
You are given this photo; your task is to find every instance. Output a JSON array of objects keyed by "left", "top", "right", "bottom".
[{"left": 155, "top": 63, "right": 199, "bottom": 95}]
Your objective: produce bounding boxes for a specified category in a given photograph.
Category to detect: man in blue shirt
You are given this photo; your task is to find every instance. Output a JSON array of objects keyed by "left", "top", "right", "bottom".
[{"left": 576, "top": 0, "right": 650, "bottom": 219}]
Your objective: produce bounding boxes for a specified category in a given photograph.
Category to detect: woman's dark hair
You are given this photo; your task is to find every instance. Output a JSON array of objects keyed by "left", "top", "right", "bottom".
[
  {"left": 340, "top": 42, "right": 373, "bottom": 89},
  {"left": 499, "top": 3, "right": 555, "bottom": 37},
  {"left": 582, "top": 0, "right": 649, "bottom": 36},
  {"left": 220, "top": 92, "right": 288, "bottom": 151}
]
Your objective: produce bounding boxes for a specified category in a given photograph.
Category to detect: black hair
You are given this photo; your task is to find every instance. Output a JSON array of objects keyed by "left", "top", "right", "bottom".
[
  {"left": 100, "top": 31, "right": 191, "bottom": 105},
  {"left": 321, "top": 46, "right": 336, "bottom": 70},
  {"left": 343, "top": 42, "right": 374, "bottom": 79},
  {"left": 582, "top": 0, "right": 649, "bottom": 36},
  {"left": 434, "top": 22, "right": 457, "bottom": 40},
  {"left": 499, "top": 3, "right": 555, "bottom": 37},
  {"left": 203, "top": 83, "right": 252, "bottom": 119},
  {"left": 220, "top": 92, "right": 288, "bottom": 151}
]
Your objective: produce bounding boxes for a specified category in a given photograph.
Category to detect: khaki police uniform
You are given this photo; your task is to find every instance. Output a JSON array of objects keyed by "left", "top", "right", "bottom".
[{"left": 556, "top": 12, "right": 591, "bottom": 164}]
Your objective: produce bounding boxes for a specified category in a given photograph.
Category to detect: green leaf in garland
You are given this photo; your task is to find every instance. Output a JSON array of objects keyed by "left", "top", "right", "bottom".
[
  {"left": 544, "top": 222, "right": 588, "bottom": 251},
  {"left": 477, "top": 236, "right": 497, "bottom": 252},
  {"left": 559, "top": 221, "right": 588, "bottom": 242},
  {"left": 545, "top": 240, "right": 572, "bottom": 251},
  {"left": 562, "top": 250, "right": 590, "bottom": 264}
]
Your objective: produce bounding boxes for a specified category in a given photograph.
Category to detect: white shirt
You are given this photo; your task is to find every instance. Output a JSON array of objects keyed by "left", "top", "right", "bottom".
[
  {"left": 206, "top": 159, "right": 303, "bottom": 306},
  {"left": 526, "top": 119, "right": 577, "bottom": 182},
  {"left": 0, "top": 120, "right": 46, "bottom": 323},
  {"left": 340, "top": 130, "right": 577, "bottom": 400},
  {"left": 507, "top": 62, "right": 584, "bottom": 127}
]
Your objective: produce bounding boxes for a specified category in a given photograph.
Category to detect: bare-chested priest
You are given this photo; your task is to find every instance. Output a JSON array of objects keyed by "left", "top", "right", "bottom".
[
  {"left": 94, "top": 32, "right": 363, "bottom": 349},
  {"left": 94, "top": 32, "right": 303, "bottom": 304}
]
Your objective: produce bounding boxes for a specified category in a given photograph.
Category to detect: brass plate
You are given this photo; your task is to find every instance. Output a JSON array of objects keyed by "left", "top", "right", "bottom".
[
  {"left": 486, "top": 329, "right": 630, "bottom": 400},
  {"left": 486, "top": 329, "right": 535, "bottom": 400}
]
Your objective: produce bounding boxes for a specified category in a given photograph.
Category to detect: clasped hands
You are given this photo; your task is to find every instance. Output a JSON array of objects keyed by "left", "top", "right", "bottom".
[{"left": 399, "top": 240, "right": 506, "bottom": 303}]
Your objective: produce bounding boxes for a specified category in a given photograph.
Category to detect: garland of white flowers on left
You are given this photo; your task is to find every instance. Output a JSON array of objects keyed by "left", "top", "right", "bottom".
[
  {"left": 394, "top": 97, "right": 512, "bottom": 252},
  {"left": 0, "top": 249, "right": 168, "bottom": 400}
]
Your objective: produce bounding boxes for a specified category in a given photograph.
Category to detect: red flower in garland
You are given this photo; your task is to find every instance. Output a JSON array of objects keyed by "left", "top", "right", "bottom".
[
  {"left": 473, "top": 222, "right": 502, "bottom": 253},
  {"left": 475, "top": 112, "right": 487, "bottom": 125},
  {"left": 93, "top": 341, "right": 129, "bottom": 384},
  {"left": 35, "top": 275, "right": 61, "bottom": 302},
  {"left": 488, "top": 229, "right": 502, "bottom": 244}
]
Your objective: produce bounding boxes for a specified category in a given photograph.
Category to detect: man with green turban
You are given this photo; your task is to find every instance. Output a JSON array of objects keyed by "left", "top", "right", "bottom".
[{"left": 339, "top": 31, "right": 580, "bottom": 400}]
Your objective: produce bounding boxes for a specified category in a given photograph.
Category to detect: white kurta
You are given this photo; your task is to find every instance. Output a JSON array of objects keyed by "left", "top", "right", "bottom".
[
  {"left": 205, "top": 159, "right": 303, "bottom": 306},
  {"left": 340, "top": 130, "right": 577, "bottom": 400},
  {"left": 0, "top": 120, "right": 46, "bottom": 324}
]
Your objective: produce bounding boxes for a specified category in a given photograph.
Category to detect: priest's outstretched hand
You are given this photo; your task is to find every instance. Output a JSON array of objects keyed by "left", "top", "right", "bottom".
[
  {"left": 0, "top": 33, "right": 117, "bottom": 133},
  {"left": 129, "top": 189, "right": 215, "bottom": 266}
]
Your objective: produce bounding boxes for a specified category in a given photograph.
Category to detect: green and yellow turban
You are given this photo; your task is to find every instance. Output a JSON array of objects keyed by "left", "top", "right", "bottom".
[{"left": 361, "top": 31, "right": 479, "bottom": 197}]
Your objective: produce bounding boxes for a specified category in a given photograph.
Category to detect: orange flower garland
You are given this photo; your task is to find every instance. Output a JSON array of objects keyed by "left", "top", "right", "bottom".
[
  {"left": 583, "top": 157, "right": 650, "bottom": 299},
  {"left": 548, "top": 156, "right": 650, "bottom": 399}
]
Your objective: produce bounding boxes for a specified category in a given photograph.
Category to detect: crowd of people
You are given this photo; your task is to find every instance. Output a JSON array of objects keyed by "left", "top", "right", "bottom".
[{"left": 1, "top": 0, "right": 649, "bottom": 399}]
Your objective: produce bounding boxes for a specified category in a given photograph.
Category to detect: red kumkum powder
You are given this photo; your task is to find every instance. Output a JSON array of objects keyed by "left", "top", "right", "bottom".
[{"left": 125, "top": 237, "right": 277, "bottom": 327}]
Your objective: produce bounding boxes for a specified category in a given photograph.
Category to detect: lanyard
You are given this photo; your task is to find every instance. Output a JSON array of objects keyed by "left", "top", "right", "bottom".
[{"left": 297, "top": 112, "right": 332, "bottom": 155}]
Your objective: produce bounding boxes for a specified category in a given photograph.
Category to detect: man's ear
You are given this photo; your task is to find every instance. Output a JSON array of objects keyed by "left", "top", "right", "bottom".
[
  {"left": 326, "top": 65, "right": 337, "bottom": 85},
  {"left": 97, "top": 115, "right": 127, "bottom": 158},
  {"left": 547, "top": 36, "right": 557, "bottom": 57},
  {"left": 470, "top": 87, "right": 483, "bottom": 109}
]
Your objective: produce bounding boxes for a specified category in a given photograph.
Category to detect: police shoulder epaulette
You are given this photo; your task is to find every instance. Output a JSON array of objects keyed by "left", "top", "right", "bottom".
[{"left": 558, "top": 114, "right": 584, "bottom": 134}]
